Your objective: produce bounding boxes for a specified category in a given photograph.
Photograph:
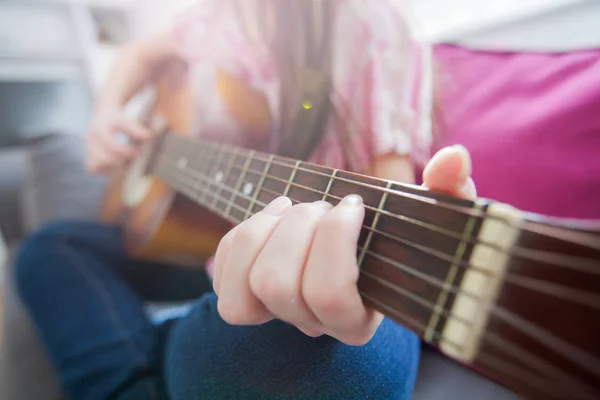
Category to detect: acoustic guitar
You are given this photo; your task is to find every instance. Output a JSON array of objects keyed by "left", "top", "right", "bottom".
[{"left": 100, "top": 64, "right": 600, "bottom": 400}]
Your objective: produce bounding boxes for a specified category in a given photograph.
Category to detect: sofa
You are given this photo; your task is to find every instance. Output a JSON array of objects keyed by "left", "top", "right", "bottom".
[{"left": 0, "top": 132, "right": 517, "bottom": 399}]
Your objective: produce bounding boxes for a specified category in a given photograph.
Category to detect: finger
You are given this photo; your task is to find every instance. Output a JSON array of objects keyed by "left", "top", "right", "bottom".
[
  {"left": 116, "top": 118, "right": 152, "bottom": 142},
  {"left": 95, "top": 129, "right": 138, "bottom": 162},
  {"left": 217, "top": 196, "right": 291, "bottom": 326},
  {"left": 422, "top": 144, "right": 474, "bottom": 199},
  {"left": 211, "top": 226, "right": 238, "bottom": 296},
  {"left": 297, "top": 326, "right": 324, "bottom": 338},
  {"left": 86, "top": 143, "right": 122, "bottom": 174},
  {"left": 458, "top": 177, "right": 477, "bottom": 200},
  {"left": 302, "top": 195, "right": 383, "bottom": 346},
  {"left": 249, "top": 201, "right": 332, "bottom": 333}
]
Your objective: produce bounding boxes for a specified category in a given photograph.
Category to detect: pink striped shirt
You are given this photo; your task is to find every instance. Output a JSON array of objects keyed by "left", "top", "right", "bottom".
[{"left": 172, "top": 0, "right": 431, "bottom": 175}]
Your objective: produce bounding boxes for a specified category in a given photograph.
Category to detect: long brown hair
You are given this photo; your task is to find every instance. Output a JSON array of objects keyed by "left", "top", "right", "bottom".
[{"left": 232, "top": 0, "right": 340, "bottom": 161}]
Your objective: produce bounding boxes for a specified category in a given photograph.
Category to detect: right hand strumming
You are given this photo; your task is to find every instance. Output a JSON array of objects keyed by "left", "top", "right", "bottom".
[{"left": 85, "top": 107, "right": 151, "bottom": 174}]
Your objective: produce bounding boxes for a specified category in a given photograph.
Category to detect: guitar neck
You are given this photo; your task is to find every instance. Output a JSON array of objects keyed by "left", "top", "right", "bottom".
[{"left": 151, "top": 133, "right": 600, "bottom": 400}]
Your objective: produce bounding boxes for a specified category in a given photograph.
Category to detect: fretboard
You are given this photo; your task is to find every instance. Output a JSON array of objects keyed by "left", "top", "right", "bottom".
[
  {"left": 153, "top": 133, "right": 489, "bottom": 347},
  {"left": 151, "top": 133, "right": 600, "bottom": 400}
]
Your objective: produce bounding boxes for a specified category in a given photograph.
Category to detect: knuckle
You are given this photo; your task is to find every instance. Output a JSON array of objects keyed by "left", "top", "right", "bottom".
[
  {"left": 304, "top": 287, "right": 346, "bottom": 315},
  {"left": 233, "top": 223, "right": 263, "bottom": 249},
  {"left": 339, "top": 330, "right": 376, "bottom": 346},
  {"left": 215, "top": 230, "right": 234, "bottom": 256},
  {"left": 317, "top": 212, "right": 347, "bottom": 236},
  {"left": 290, "top": 202, "right": 316, "bottom": 213},
  {"left": 291, "top": 202, "right": 328, "bottom": 220},
  {"left": 217, "top": 297, "right": 252, "bottom": 325},
  {"left": 249, "top": 265, "right": 277, "bottom": 302},
  {"left": 249, "top": 265, "right": 291, "bottom": 305}
]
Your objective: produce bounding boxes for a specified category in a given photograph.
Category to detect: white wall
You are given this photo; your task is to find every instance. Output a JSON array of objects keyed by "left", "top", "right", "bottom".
[{"left": 0, "top": 81, "right": 92, "bottom": 144}]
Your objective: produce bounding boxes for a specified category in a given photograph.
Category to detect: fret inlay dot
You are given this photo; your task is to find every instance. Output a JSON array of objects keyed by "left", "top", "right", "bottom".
[
  {"left": 177, "top": 158, "right": 188, "bottom": 169},
  {"left": 243, "top": 182, "right": 253, "bottom": 196},
  {"left": 215, "top": 171, "right": 224, "bottom": 183}
]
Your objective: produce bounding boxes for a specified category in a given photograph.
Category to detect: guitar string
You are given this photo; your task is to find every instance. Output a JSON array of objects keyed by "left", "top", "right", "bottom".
[
  {"left": 158, "top": 153, "right": 553, "bottom": 277},
  {"left": 158, "top": 150, "right": 600, "bottom": 276},
  {"left": 156, "top": 150, "right": 600, "bottom": 308},
  {"left": 158, "top": 141, "right": 600, "bottom": 372},
  {"left": 168, "top": 135, "right": 600, "bottom": 252},
  {"left": 159, "top": 158, "right": 600, "bottom": 346},
  {"left": 484, "top": 332, "right": 600, "bottom": 398},
  {"left": 475, "top": 354, "right": 574, "bottom": 400},
  {"left": 165, "top": 136, "right": 600, "bottom": 254},
  {"left": 491, "top": 306, "right": 600, "bottom": 379},
  {"left": 157, "top": 152, "right": 600, "bottom": 308},
  {"left": 233, "top": 150, "right": 600, "bottom": 251},
  {"left": 229, "top": 162, "right": 599, "bottom": 275},
  {"left": 168, "top": 136, "right": 491, "bottom": 218},
  {"left": 156, "top": 162, "right": 600, "bottom": 394},
  {"left": 261, "top": 184, "right": 598, "bottom": 309},
  {"left": 156, "top": 159, "right": 600, "bottom": 384},
  {"left": 361, "top": 292, "right": 596, "bottom": 399},
  {"left": 162, "top": 135, "right": 600, "bottom": 266}
]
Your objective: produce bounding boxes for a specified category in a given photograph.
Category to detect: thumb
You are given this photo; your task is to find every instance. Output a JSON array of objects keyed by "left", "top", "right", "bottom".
[
  {"left": 116, "top": 117, "right": 151, "bottom": 142},
  {"left": 422, "top": 145, "right": 477, "bottom": 200}
]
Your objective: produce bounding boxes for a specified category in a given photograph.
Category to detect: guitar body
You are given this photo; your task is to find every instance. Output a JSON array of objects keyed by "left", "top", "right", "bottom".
[
  {"left": 100, "top": 168, "right": 230, "bottom": 266},
  {"left": 98, "top": 63, "right": 258, "bottom": 266}
]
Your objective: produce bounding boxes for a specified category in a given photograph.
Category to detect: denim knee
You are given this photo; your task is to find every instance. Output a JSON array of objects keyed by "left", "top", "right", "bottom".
[
  {"left": 165, "top": 293, "right": 420, "bottom": 400},
  {"left": 14, "top": 220, "right": 112, "bottom": 302},
  {"left": 15, "top": 221, "right": 73, "bottom": 297}
]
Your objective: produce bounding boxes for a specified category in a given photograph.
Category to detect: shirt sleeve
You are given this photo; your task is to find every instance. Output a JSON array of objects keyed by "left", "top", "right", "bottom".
[
  {"left": 171, "top": 0, "right": 266, "bottom": 84},
  {"left": 333, "top": 0, "right": 422, "bottom": 171}
]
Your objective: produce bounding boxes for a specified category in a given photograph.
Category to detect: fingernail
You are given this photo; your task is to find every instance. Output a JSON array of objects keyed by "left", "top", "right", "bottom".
[
  {"left": 298, "top": 327, "right": 324, "bottom": 338},
  {"left": 263, "top": 196, "right": 291, "bottom": 216},
  {"left": 337, "top": 194, "right": 363, "bottom": 207},
  {"left": 452, "top": 144, "right": 471, "bottom": 179},
  {"left": 459, "top": 177, "right": 477, "bottom": 199},
  {"left": 313, "top": 200, "right": 333, "bottom": 209}
]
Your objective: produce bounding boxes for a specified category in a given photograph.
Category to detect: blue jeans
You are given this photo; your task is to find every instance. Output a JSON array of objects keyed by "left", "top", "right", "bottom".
[{"left": 15, "top": 221, "right": 420, "bottom": 400}]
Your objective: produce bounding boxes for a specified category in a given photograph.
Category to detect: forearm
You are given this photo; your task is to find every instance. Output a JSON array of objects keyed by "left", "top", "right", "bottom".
[
  {"left": 363, "top": 152, "right": 416, "bottom": 184},
  {"left": 95, "top": 31, "right": 181, "bottom": 113}
]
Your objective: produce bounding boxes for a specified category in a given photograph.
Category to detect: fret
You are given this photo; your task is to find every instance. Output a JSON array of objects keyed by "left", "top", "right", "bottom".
[
  {"left": 324, "top": 170, "right": 389, "bottom": 205},
  {"left": 201, "top": 144, "right": 226, "bottom": 207},
  {"left": 212, "top": 148, "right": 238, "bottom": 213},
  {"left": 231, "top": 156, "right": 267, "bottom": 222},
  {"left": 283, "top": 160, "right": 301, "bottom": 197},
  {"left": 245, "top": 154, "right": 273, "bottom": 220},
  {"left": 424, "top": 201, "right": 483, "bottom": 343},
  {"left": 169, "top": 135, "right": 204, "bottom": 202},
  {"left": 194, "top": 142, "right": 213, "bottom": 204},
  {"left": 351, "top": 176, "right": 484, "bottom": 340},
  {"left": 225, "top": 150, "right": 255, "bottom": 220},
  {"left": 174, "top": 137, "right": 197, "bottom": 201},
  {"left": 286, "top": 163, "right": 339, "bottom": 203},
  {"left": 439, "top": 203, "right": 522, "bottom": 363},
  {"left": 358, "top": 181, "right": 393, "bottom": 267},
  {"left": 191, "top": 142, "right": 211, "bottom": 204},
  {"left": 322, "top": 169, "right": 338, "bottom": 201},
  {"left": 257, "top": 157, "right": 296, "bottom": 206},
  {"left": 218, "top": 151, "right": 247, "bottom": 213}
]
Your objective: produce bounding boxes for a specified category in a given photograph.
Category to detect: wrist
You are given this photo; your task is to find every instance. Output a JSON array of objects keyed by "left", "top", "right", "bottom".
[{"left": 93, "top": 101, "right": 121, "bottom": 119}]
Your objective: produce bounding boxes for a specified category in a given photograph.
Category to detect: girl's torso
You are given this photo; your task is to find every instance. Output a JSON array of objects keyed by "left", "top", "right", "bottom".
[{"left": 175, "top": 0, "right": 420, "bottom": 173}]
